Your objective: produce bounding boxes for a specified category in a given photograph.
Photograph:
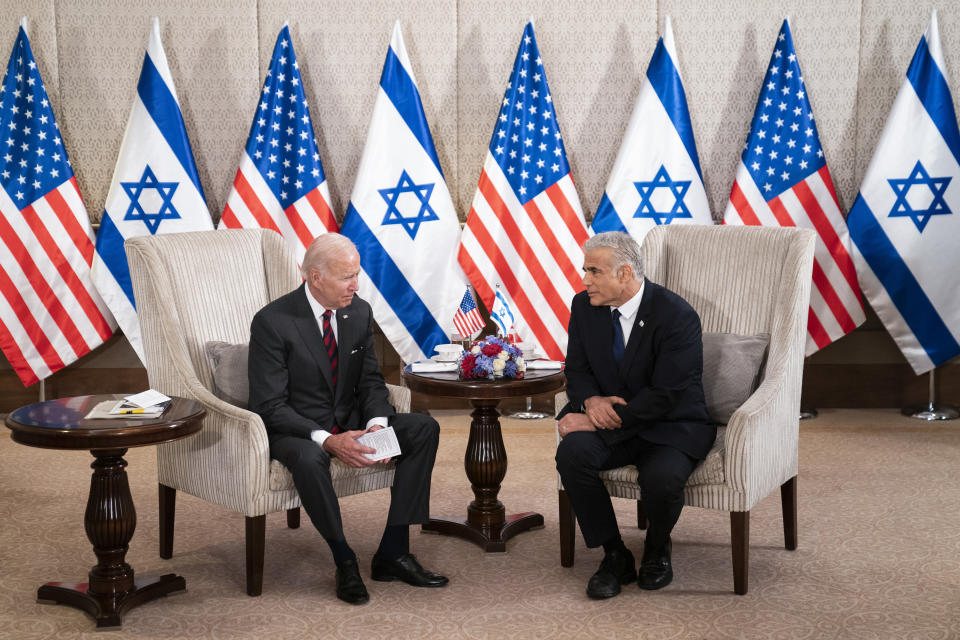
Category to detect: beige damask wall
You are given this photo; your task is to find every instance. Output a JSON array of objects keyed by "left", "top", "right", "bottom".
[
  {"left": 1, "top": 1, "right": 959, "bottom": 397},
  {"left": 3, "top": 0, "right": 957, "bottom": 223}
]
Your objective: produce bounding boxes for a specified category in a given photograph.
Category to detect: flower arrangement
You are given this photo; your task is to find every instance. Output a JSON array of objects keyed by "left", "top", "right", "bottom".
[{"left": 459, "top": 335, "right": 526, "bottom": 380}]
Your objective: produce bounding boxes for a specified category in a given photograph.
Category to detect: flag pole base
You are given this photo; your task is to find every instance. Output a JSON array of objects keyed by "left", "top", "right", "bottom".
[
  {"left": 503, "top": 396, "right": 550, "bottom": 420},
  {"left": 799, "top": 408, "right": 818, "bottom": 420},
  {"left": 901, "top": 403, "right": 959, "bottom": 421}
]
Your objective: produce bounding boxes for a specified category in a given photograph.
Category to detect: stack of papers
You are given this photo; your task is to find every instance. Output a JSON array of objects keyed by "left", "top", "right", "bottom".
[{"left": 84, "top": 390, "right": 173, "bottom": 420}]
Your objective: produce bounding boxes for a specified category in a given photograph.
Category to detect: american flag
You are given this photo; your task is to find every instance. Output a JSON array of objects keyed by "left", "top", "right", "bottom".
[
  {"left": 219, "top": 25, "right": 337, "bottom": 262},
  {"left": 0, "top": 26, "right": 115, "bottom": 386},
  {"left": 458, "top": 22, "right": 588, "bottom": 362},
  {"left": 723, "top": 19, "right": 864, "bottom": 355},
  {"left": 453, "top": 287, "right": 485, "bottom": 339}
]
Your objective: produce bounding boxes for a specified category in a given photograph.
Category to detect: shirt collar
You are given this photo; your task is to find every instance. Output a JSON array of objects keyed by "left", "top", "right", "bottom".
[
  {"left": 614, "top": 279, "right": 645, "bottom": 320},
  {"left": 304, "top": 285, "right": 330, "bottom": 320}
]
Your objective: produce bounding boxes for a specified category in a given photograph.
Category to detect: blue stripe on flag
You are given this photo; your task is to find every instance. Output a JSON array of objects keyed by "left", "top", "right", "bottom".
[
  {"left": 590, "top": 194, "right": 629, "bottom": 233},
  {"left": 848, "top": 194, "right": 960, "bottom": 366},
  {"left": 94, "top": 212, "right": 136, "bottom": 309},
  {"left": 907, "top": 37, "right": 960, "bottom": 167},
  {"left": 646, "top": 38, "right": 703, "bottom": 180},
  {"left": 379, "top": 47, "right": 444, "bottom": 177},
  {"left": 341, "top": 204, "right": 446, "bottom": 354},
  {"left": 137, "top": 53, "right": 207, "bottom": 200}
]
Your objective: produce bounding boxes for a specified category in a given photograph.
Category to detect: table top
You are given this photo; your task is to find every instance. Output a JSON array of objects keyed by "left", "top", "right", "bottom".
[
  {"left": 401, "top": 366, "right": 565, "bottom": 400},
  {"left": 5, "top": 394, "right": 205, "bottom": 451}
]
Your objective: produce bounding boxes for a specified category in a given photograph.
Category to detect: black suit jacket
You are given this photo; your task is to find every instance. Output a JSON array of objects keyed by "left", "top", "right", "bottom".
[
  {"left": 248, "top": 284, "right": 395, "bottom": 442},
  {"left": 559, "top": 280, "right": 715, "bottom": 460}
]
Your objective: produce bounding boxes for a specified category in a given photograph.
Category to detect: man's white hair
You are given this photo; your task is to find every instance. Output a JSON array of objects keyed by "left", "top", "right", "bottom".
[
  {"left": 301, "top": 233, "right": 358, "bottom": 279},
  {"left": 583, "top": 231, "right": 643, "bottom": 281}
]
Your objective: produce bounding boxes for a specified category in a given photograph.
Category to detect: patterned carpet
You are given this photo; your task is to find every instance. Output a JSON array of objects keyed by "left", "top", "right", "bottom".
[{"left": 1, "top": 409, "right": 958, "bottom": 639}]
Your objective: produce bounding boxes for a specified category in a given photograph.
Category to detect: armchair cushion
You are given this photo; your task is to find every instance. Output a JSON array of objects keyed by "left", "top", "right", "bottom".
[
  {"left": 702, "top": 332, "right": 769, "bottom": 424},
  {"left": 205, "top": 341, "right": 250, "bottom": 409}
]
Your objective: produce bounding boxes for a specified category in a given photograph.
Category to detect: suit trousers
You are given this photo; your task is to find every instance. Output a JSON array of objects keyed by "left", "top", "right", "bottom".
[
  {"left": 556, "top": 429, "right": 697, "bottom": 551},
  {"left": 270, "top": 413, "right": 440, "bottom": 541}
]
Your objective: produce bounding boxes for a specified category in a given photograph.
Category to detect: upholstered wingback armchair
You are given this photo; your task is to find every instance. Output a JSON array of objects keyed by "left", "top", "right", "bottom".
[
  {"left": 557, "top": 224, "right": 816, "bottom": 594},
  {"left": 125, "top": 229, "right": 407, "bottom": 596}
]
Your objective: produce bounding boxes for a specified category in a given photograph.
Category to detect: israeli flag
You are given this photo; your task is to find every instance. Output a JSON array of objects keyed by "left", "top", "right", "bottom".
[
  {"left": 848, "top": 10, "right": 960, "bottom": 375},
  {"left": 341, "top": 22, "right": 464, "bottom": 364},
  {"left": 91, "top": 18, "right": 213, "bottom": 363},
  {"left": 591, "top": 16, "right": 712, "bottom": 238},
  {"left": 490, "top": 288, "right": 516, "bottom": 337}
]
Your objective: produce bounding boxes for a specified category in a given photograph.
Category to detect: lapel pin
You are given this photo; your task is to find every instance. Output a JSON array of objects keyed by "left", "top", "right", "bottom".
[
  {"left": 342, "top": 314, "right": 349, "bottom": 319},
  {"left": 638, "top": 320, "right": 645, "bottom": 328}
]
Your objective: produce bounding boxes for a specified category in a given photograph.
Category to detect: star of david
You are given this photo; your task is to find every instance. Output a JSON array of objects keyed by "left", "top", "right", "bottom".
[
  {"left": 632, "top": 165, "right": 692, "bottom": 225},
  {"left": 378, "top": 169, "right": 438, "bottom": 240},
  {"left": 121, "top": 165, "right": 181, "bottom": 235},
  {"left": 887, "top": 160, "right": 952, "bottom": 233}
]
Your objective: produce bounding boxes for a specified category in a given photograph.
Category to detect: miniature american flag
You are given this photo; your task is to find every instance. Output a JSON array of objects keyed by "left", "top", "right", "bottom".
[{"left": 453, "top": 287, "right": 485, "bottom": 339}]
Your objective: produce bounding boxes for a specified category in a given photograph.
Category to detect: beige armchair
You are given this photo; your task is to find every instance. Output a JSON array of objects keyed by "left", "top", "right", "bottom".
[
  {"left": 557, "top": 224, "right": 816, "bottom": 594},
  {"left": 125, "top": 229, "right": 406, "bottom": 596}
]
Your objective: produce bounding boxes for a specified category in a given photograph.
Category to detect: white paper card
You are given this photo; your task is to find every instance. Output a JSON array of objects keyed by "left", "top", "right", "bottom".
[
  {"left": 124, "top": 389, "right": 172, "bottom": 408},
  {"left": 410, "top": 361, "right": 458, "bottom": 373},
  {"left": 526, "top": 360, "right": 564, "bottom": 370},
  {"left": 356, "top": 426, "right": 402, "bottom": 461}
]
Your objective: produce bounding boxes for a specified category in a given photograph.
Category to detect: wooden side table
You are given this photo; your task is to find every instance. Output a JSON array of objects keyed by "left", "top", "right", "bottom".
[
  {"left": 5, "top": 394, "right": 204, "bottom": 629},
  {"left": 402, "top": 367, "right": 564, "bottom": 551}
]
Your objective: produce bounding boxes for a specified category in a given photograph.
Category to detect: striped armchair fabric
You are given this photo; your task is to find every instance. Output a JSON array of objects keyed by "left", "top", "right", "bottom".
[
  {"left": 557, "top": 224, "right": 816, "bottom": 595},
  {"left": 125, "top": 229, "right": 407, "bottom": 596}
]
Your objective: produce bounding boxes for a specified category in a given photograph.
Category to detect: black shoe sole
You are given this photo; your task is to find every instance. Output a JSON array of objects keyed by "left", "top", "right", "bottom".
[
  {"left": 371, "top": 571, "right": 448, "bottom": 587},
  {"left": 587, "top": 572, "right": 636, "bottom": 599}
]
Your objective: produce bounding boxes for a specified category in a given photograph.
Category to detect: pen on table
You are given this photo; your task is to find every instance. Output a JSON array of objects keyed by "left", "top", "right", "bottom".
[{"left": 116, "top": 408, "right": 146, "bottom": 414}]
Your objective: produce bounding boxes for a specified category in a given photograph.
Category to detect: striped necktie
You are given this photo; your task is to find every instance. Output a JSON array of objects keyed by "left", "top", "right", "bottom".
[{"left": 322, "top": 310, "right": 339, "bottom": 388}]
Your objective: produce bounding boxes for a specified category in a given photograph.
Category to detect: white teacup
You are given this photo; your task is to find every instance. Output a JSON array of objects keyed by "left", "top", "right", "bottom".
[
  {"left": 434, "top": 344, "right": 463, "bottom": 362},
  {"left": 517, "top": 342, "right": 538, "bottom": 360}
]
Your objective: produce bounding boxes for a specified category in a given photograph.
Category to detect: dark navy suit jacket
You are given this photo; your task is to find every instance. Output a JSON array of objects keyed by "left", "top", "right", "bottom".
[
  {"left": 558, "top": 280, "right": 715, "bottom": 460},
  {"left": 248, "top": 284, "right": 395, "bottom": 443}
]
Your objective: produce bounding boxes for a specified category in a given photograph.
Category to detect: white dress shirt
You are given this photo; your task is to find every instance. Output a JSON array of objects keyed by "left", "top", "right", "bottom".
[{"left": 613, "top": 279, "right": 645, "bottom": 346}]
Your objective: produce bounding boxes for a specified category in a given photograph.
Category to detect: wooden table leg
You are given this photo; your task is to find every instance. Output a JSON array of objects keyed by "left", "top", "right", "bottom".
[
  {"left": 36, "top": 449, "right": 185, "bottom": 628},
  {"left": 422, "top": 399, "right": 544, "bottom": 551}
]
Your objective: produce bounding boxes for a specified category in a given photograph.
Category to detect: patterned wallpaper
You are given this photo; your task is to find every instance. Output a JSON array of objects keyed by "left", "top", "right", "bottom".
[{"left": 2, "top": 0, "right": 956, "bottom": 227}]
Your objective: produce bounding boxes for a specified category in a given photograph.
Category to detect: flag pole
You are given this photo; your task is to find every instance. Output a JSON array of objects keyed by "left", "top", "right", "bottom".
[{"left": 902, "top": 368, "right": 958, "bottom": 420}]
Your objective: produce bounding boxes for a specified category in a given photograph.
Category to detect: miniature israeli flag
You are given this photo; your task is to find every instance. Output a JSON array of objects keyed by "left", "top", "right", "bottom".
[
  {"left": 591, "top": 16, "right": 711, "bottom": 238},
  {"left": 848, "top": 11, "right": 960, "bottom": 374},
  {"left": 490, "top": 288, "right": 516, "bottom": 338},
  {"left": 91, "top": 18, "right": 212, "bottom": 363},
  {"left": 341, "top": 21, "right": 465, "bottom": 364}
]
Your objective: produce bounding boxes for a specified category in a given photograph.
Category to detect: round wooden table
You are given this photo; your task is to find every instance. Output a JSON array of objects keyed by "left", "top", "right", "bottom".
[
  {"left": 5, "top": 394, "right": 205, "bottom": 629},
  {"left": 402, "top": 367, "right": 564, "bottom": 551}
]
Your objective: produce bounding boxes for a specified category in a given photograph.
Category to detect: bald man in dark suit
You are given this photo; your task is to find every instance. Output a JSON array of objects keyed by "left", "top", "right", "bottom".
[{"left": 249, "top": 232, "right": 447, "bottom": 605}]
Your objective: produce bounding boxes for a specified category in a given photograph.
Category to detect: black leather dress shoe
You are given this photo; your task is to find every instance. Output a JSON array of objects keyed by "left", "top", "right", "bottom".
[
  {"left": 638, "top": 538, "right": 673, "bottom": 590},
  {"left": 586, "top": 547, "right": 636, "bottom": 599},
  {"left": 371, "top": 553, "right": 449, "bottom": 587},
  {"left": 335, "top": 560, "right": 370, "bottom": 604}
]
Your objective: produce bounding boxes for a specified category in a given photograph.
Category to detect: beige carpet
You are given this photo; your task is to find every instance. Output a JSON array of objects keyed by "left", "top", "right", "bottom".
[{"left": 1, "top": 409, "right": 958, "bottom": 639}]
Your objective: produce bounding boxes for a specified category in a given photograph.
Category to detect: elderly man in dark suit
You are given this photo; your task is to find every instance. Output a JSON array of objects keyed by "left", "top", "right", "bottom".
[
  {"left": 248, "top": 232, "right": 447, "bottom": 605},
  {"left": 556, "top": 231, "right": 715, "bottom": 599}
]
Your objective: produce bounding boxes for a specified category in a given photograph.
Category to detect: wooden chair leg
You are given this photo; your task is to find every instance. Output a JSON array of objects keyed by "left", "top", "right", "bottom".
[
  {"left": 286, "top": 507, "right": 300, "bottom": 529},
  {"left": 731, "top": 511, "right": 750, "bottom": 595},
  {"left": 559, "top": 489, "right": 576, "bottom": 567},
  {"left": 245, "top": 515, "right": 266, "bottom": 597},
  {"left": 781, "top": 475, "right": 798, "bottom": 551},
  {"left": 636, "top": 500, "right": 648, "bottom": 530},
  {"left": 159, "top": 483, "right": 176, "bottom": 559}
]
